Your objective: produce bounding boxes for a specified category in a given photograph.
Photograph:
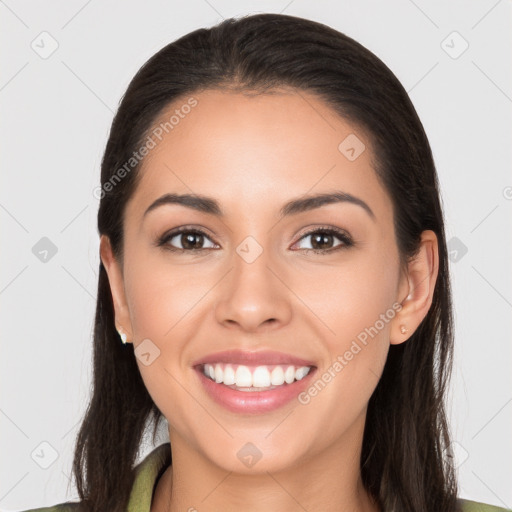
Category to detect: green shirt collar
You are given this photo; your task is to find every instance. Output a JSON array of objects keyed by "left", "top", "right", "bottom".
[{"left": 127, "top": 442, "right": 171, "bottom": 512}]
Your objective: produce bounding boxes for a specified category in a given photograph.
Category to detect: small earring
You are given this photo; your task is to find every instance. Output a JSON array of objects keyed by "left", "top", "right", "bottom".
[
  {"left": 117, "top": 328, "right": 128, "bottom": 344},
  {"left": 400, "top": 325, "right": 408, "bottom": 335}
]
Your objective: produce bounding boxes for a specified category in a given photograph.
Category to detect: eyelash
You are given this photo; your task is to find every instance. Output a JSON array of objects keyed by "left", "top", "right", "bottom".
[{"left": 156, "top": 225, "right": 354, "bottom": 255}]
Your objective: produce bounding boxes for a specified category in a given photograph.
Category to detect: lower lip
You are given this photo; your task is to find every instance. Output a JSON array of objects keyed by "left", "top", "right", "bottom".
[{"left": 195, "top": 367, "right": 316, "bottom": 414}]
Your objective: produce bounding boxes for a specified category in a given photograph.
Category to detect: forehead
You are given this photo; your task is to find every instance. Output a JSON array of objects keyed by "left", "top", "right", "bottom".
[{"left": 125, "top": 88, "right": 392, "bottom": 225}]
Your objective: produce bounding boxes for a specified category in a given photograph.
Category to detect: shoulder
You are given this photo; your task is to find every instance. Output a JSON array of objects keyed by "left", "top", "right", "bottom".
[
  {"left": 459, "top": 498, "right": 512, "bottom": 512},
  {"left": 16, "top": 502, "right": 81, "bottom": 512}
]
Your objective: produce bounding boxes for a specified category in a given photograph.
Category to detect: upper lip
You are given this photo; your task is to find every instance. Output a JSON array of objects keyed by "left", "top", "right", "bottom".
[{"left": 192, "top": 350, "right": 316, "bottom": 368}]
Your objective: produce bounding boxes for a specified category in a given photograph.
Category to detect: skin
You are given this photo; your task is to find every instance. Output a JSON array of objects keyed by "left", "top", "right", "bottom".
[{"left": 100, "top": 88, "right": 439, "bottom": 512}]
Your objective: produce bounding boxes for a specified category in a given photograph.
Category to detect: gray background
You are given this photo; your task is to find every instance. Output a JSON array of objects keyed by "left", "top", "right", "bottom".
[{"left": 1, "top": 0, "right": 511, "bottom": 510}]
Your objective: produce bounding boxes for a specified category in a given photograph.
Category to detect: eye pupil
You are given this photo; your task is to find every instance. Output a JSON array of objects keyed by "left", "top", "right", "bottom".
[
  {"left": 182, "top": 232, "right": 204, "bottom": 249},
  {"left": 311, "top": 233, "right": 333, "bottom": 250}
]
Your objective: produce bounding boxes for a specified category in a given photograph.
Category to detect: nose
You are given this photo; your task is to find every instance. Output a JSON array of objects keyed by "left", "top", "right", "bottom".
[{"left": 214, "top": 244, "right": 292, "bottom": 333}]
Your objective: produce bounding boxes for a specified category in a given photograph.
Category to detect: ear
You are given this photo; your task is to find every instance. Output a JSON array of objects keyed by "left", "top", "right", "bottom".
[
  {"left": 390, "top": 230, "right": 439, "bottom": 345},
  {"left": 100, "top": 234, "right": 133, "bottom": 343}
]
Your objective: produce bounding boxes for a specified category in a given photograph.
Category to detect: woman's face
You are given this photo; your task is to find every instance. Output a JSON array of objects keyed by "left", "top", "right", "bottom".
[{"left": 103, "top": 88, "right": 412, "bottom": 474}]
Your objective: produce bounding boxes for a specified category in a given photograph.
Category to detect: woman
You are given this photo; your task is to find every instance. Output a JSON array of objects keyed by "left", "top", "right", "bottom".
[{"left": 21, "top": 12, "right": 509, "bottom": 512}]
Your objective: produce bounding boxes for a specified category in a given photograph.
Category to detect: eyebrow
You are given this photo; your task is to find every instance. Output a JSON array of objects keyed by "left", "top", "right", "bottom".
[{"left": 143, "top": 190, "right": 375, "bottom": 221}]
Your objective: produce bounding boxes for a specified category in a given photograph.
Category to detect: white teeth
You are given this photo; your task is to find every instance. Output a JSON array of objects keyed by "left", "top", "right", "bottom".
[
  {"left": 252, "top": 366, "right": 271, "bottom": 387},
  {"left": 284, "top": 365, "right": 295, "bottom": 384},
  {"left": 295, "top": 366, "right": 311, "bottom": 380},
  {"left": 235, "top": 365, "right": 253, "bottom": 387},
  {"left": 202, "top": 363, "right": 312, "bottom": 388},
  {"left": 223, "top": 364, "right": 235, "bottom": 385},
  {"left": 270, "top": 366, "right": 285, "bottom": 386}
]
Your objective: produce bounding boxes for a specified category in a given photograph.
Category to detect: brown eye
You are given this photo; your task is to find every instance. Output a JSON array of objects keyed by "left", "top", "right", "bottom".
[
  {"left": 158, "top": 228, "right": 217, "bottom": 252},
  {"left": 180, "top": 232, "right": 205, "bottom": 250},
  {"left": 293, "top": 227, "right": 353, "bottom": 254}
]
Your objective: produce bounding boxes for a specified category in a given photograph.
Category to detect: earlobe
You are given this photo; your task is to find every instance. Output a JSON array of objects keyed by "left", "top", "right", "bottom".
[
  {"left": 391, "top": 230, "right": 439, "bottom": 345},
  {"left": 99, "top": 235, "right": 134, "bottom": 343}
]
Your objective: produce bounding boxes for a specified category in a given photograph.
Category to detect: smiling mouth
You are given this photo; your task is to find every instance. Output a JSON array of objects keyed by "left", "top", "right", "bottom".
[{"left": 200, "top": 362, "right": 314, "bottom": 391}]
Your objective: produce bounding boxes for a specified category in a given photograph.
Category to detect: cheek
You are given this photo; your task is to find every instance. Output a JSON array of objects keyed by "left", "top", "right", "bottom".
[
  {"left": 295, "top": 243, "right": 399, "bottom": 419},
  {"left": 123, "top": 256, "right": 209, "bottom": 433},
  {"left": 292, "top": 239, "right": 400, "bottom": 344},
  {"left": 122, "top": 251, "right": 219, "bottom": 407},
  {"left": 124, "top": 251, "right": 212, "bottom": 342}
]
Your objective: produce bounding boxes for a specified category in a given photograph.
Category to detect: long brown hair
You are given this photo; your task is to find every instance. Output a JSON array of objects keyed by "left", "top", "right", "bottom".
[{"left": 72, "top": 13, "right": 458, "bottom": 511}]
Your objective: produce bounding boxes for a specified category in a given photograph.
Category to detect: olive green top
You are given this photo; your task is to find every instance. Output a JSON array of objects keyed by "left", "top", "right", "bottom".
[{"left": 21, "top": 442, "right": 511, "bottom": 512}]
